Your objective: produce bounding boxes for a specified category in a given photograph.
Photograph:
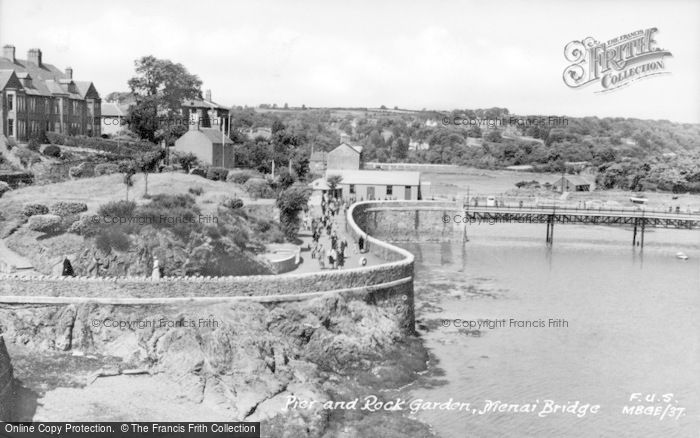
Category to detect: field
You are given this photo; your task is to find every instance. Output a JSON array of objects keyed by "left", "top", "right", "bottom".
[{"left": 422, "top": 167, "right": 700, "bottom": 211}]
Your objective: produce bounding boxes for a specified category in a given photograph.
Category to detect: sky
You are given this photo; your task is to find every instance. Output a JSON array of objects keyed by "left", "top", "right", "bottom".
[{"left": 0, "top": 0, "right": 699, "bottom": 123}]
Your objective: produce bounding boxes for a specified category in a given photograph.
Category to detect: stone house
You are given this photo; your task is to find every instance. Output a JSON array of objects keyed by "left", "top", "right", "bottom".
[
  {"left": 326, "top": 142, "right": 362, "bottom": 170},
  {"left": 0, "top": 45, "right": 101, "bottom": 141},
  {"left": 173, "top": 127, "right": 235, "bottom": 168}
]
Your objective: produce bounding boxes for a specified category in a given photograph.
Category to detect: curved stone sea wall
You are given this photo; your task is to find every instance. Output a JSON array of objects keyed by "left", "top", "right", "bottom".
[
  {"left": 352, "top": 200, "right": 465, "bottom": 242},
  {"left": 0, "top": 200, "right": 418, "bottom": 333}
]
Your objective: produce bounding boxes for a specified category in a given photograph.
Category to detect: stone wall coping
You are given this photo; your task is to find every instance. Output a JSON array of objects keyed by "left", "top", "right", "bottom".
[
  {"left": 346, "top": 200, "right": 416, "bottom": 264},
  {"left": 0, "top": 276, "right": 412, "bottom": 305}
]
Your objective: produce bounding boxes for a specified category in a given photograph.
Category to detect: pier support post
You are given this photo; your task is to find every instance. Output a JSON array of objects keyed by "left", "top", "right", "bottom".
[
  {"left": 640, "top": 219, "right": 645, "bottom": 248},
  {"left": 545, "top": 215, "right": 554, "bottom": 245},
  {"left": 632, "top": 218, "right": 638, "bottom": 246}
]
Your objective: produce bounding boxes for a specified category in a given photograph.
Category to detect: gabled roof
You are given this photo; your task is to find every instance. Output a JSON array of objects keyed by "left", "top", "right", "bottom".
[
  {"left": 182, "top": 97, "right": 228, "bottom": 111},
  {"left": 75, "top": 81, "right": 99, "bottom": 99},
  {"left": 325, "top": 169, "right": 420, "bottom": 186},
  {"left": 199, "top": 128, "right": 233, "bottom": 144},
  {"left": 0, "top": 55, "right": 99, "bottom": 99},
  {"left": 0, "top": 70, "right": 23, "bottom": 91},
  {"left": 331, "top": 142, "right": 362, "bottom": 155},
  {"left": 551, "top": 175, "right": 591, "bottom": 186}
]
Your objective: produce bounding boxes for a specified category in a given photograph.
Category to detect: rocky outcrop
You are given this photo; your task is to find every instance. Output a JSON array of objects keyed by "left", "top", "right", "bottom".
[
  {"left": 0, "top": 292, "right": 427, "bottom": 436},
  {"left": 0, "top": 336, "right": 15, "bottom": 421}
]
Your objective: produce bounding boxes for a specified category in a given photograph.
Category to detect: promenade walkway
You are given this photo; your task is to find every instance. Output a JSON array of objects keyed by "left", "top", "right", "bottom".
[{"left": 286, "top": 201, "right": 384, "bottom": 275}]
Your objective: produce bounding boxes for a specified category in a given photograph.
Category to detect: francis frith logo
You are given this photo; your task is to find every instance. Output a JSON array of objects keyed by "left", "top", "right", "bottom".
[{"left": 563, "top": 28, "right": 672, "bottom": 92}]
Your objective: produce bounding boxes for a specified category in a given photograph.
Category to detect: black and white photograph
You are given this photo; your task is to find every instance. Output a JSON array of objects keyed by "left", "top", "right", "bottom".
[{"left": 0, "top": 1, "right": 698, "bottom": 437}]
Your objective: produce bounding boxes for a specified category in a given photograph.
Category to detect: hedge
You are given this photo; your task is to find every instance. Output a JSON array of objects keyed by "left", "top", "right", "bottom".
[
  {"left": 221, "top": 197, "right": 244, "bottom": 209},
  {"left": 28, "top": 214, "right": 63, "bottom": 233},
  {"left": 22, "top": 203, "right": 49, "bottom": 217},
  {"left": 190, "top": 167, "right": 207, "bottom": 178},
  {"left": 42, "top": 145, "right": 61, "bottom": 157},
  {"left": 46, "top": 132, "right": 158, "bottom": 156},
  {"left": 49, "top": 202, "right": 88, "bottom": 217},
  {"left": 206, "top": 167, "right": 229, "bottom": 181},
  {"left": 94, "top": 163, "right": 120, "bottom": 176},
  {"left": 226, "top": 169, "right": 260, "bottom": 184}
]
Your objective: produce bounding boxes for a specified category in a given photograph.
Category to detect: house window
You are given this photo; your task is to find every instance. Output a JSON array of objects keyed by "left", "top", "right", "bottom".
[
  {"left": 7, "top": 94, "right": 13, "bottom": 111},
  {"left": 349, "top": 185, "right": 355, "bottom": 194},
  {"left": 7, "top": 119, "right": 14, "bottom": 137},
  {"left": 386, "top": 185, "right": 393, "bottom": 196}
]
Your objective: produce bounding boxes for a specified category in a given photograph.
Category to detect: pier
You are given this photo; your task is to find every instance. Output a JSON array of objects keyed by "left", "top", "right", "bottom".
[{"left": 462, "top": 205, "right": 700, "bottom": 247}]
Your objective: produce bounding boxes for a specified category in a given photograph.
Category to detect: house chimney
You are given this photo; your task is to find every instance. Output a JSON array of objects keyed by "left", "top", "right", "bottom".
[
  {"left": 205, "top": 89, "right": 211, "bottom": 102},
  {"left": 27, "top": 48, "right": 42, "bottom": 67},
  {"left": 65, "top": 67, "right": 73, "bottom": 79},
  {"left": 2, "top": 45, "right": 15, "bottom": 63}
]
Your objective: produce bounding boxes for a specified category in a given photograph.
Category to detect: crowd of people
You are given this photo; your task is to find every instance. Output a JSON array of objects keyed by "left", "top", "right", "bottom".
[{"left": 307, "top": 194, "right": 368, "bottom": 270}]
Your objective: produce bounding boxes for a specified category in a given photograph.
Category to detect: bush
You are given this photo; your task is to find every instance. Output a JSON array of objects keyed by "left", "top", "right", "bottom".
[
  {"left": 206, "top": 167, "right": 229, "bottom": 181},
  {"left": 276, "top": 186, "right": 311, "bottom": 240},
  {"left": 188, "top": 186, "right": 204, "bottom": 196},
  {"left": 226, "top": 169, "right": 260, "bottom": 184},
  {"left": 190, "top": 167, "right": 207, "bottom": 178},
  {"left": 27, "top": 138, "right": 41, "bottom": 152},
  {"left": 136, "top": 194, "right": 200, "bottom": 240},
  {"left": 27, "top": 214, "right": 63, "bottom": 233},
  {"left": 42, "top": 144, "right": 61, "bottom": 157},
  {"left": 173, "top": 151, "right": 199, "bottom": 173},
  {"left": 45, "top": 132, "right": 158, "bottom": 156},
  {"left": 94, "top": 163, "right": 120, "bottom": 176},
  {"left": 95, "top": 229, "right": 131, "bottom": 253},
  {"left": 15, "top": 147, "right": 41, "bottom": 167},
  {"left": 221, "top": 197, "right": 244, "bottom": 209},
  {"left": 97, "top": 200, "right": 137, "bottom": 218},
  {"left": 69, "top": 162, "right": 88, "bottom": 178},
  {"left": 67, "top": 214, "right": 92, "bottom": 235},
  {"left": 244, "top": 178, "right": 275, "bottom": 199},
  {"left": 49, "top": 201, "right": 88, "bottom": 217},
  {"left": 22, "top": 203, "right": 49, "bottom": 217}
]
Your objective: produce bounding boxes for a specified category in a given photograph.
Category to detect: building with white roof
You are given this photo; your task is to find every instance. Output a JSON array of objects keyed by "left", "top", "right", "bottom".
[{"left": 324, "top": 169, "right": 422, "bottom": 200}]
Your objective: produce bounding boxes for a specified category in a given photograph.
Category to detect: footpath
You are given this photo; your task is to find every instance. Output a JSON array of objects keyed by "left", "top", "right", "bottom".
[{"left": 287, "top": 202, "right": 384, "bottom": 275}]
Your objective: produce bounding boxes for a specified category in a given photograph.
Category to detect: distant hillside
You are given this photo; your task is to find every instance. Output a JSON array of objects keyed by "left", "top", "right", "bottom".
[{"left": 228, "top": 107, "right": 700, "bottom": 192}]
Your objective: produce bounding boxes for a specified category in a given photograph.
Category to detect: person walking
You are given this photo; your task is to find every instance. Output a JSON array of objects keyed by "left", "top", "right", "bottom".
[
  {"left": 327, "top": 247, "right": 335, "bottom": 269},
  {"left": 318, "top": 244, "right": 325, "bottom": 269},
  {"left": 337, "top": 249, "right": 345, "bottom": 269},
  {"left": 330, "top": 247, "right": 338, "bottom": 269}
]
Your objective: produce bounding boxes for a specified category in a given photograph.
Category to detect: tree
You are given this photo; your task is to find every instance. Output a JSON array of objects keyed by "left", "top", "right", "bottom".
[
  {"left": 326, "top": 174, "right": 343, "bottom": 197},
  {"left": 173, "top": 151, "right": 198, "bottom": 173},
  {"left": 276, "top": 186, "right": 311, "bottom": 241},
  {"left": 118, "top": 160, "right": 137, "bottom": 201},
  {"left": 136, "top": 150, "right": 164, "bottom": 196},
  {"left": 271, "top": 119, "right": 286, "bottom": 134},
  {"left": 127, "top": 56, "right": 203, "bottom": 143},
  {"left": 291, "top": 153, "right": 310, "bottom": 180},
  {"left": 277, "top": 167, "right": 296, "bottom": 190},
  {"left": 393, "top": 138, "right": 409, "bottom": 160}
]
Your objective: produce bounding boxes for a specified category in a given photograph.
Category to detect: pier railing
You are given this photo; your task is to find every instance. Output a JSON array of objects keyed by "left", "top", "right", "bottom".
[{"left": 463, "top": 203, "right": 700, "bottom": 220}]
